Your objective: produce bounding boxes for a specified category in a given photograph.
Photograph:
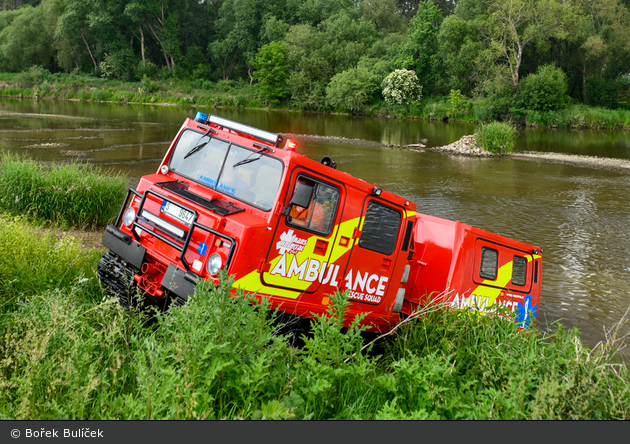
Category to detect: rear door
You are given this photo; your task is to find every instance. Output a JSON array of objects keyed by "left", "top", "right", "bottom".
[
  {"left": 340, "top": 198, "right": 406, "bottom": 306},
  {"left": 472, "top": 238, "right": 536, "bottom": 321}
]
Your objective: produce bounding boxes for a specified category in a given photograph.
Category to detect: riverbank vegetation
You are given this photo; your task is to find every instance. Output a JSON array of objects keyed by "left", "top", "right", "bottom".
[
  {"left": 0, "top": 152, "right": 126, "bottom": 228},
  {"left": 0, "top": 0, "right": 629, "bottom": 129},
  {"left": 1, "top": 240, "right": 629, "bottom": 419},
  {"left": 0, "top": 160, "right": 629, "bottom": 420}
]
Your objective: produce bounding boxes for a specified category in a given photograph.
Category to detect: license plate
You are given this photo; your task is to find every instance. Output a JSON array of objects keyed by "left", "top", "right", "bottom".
[{"left": 161, "top": 201, "right": 194, "bottom": 225}]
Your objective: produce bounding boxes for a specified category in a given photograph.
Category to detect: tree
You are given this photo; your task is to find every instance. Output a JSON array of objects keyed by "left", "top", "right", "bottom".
[
  {"left": 361, "top": 0, "right": 406, "bottom": 33},
  {"left": 571, "top": 0, "right": 630, "bottom": 103},
  {"left": 326, "top": 65, "right": 380, "bottom": 112},
  {"left": 0, "top": 5, "right": 54, "bottom": 72},
  {"left": 394, "top": 2, "right": 443, "bottom": 95},
  {"left": 478, "top": 0, "right": 580, "bottom": 90},
  {"left": 252, "top": 41, "right": 289, "bottom": 104},
  {"left": 125, "top": 0, "right": 185, "bottom": 72},
  {"left": 437, "top": 13, "right": 482, "bottom": 94}
]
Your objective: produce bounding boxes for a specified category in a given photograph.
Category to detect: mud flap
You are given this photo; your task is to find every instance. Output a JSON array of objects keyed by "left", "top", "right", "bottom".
[
  {"left": 161, "top": 264, "right": 198, "bottom": 306},
  {"left": 102, "top": 224, "right": 146, "bottom": 269}
]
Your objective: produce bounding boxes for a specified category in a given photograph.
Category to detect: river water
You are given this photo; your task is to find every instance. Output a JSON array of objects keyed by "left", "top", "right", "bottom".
[{"left": 1, "top": 98, "right": 629, "bottom": 361}]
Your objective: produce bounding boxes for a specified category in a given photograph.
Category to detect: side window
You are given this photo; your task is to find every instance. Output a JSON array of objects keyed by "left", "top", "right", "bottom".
[
  {"left": 287, "top": 177, "right": 339, "bottom": 234},
  {"left": 512, "top": 255, "right": 527, "bottom": 286},
  {"left": 480, "top": 247, "right": 498, "bottom": 280},
  {"left": 359, "top": 201, "right": 401, "bottom": 256}
]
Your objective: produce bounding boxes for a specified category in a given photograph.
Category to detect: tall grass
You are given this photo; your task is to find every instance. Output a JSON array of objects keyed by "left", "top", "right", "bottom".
[
  {"left": 1, "top": 260, "right": 629, "bottom": 419},
  {"left": 474, "top": 121, "right": 519, "bottom": 154},
  {"left": 0, "top": 152, "right": 126, "bottom": 228},
  {"left": 0, "top": 215, "right": 102, "bottom": 312}
]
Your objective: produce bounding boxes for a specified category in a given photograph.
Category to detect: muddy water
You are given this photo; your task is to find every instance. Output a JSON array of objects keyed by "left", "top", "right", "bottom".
[{"left": 1, "top": 98, "right": 630, "bottom": 361}]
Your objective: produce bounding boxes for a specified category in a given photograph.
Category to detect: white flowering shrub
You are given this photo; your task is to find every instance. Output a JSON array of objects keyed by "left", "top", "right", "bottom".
[{"left": 381, "top": 69, "right": 423, "bottom": 105}]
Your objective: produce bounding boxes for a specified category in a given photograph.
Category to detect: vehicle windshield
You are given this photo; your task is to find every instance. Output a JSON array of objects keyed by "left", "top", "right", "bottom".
[{"left": 169, "top": 129, "right": 284, "bottom": 211}]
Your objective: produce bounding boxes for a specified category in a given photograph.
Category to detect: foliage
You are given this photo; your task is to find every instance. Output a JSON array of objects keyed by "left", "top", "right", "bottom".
[
  {"left": 477, "top": 0, "right": 579, "bottom": 89},
  {"left": 585, "top": 75, "right": 623, "bottom": 109},
  {"left": 394, "top": 1, "right": 443, "bottom": 95},
  {"left": 518, "top": 64, "right": 568, "bottom": 112},
  {"left": 326, "top": 66, "right": 380, "bottom": 113},
  {"left": 99, "top": 49, "right": 136, "bottom": 82},
  {"left": 0, "top": 4, "right": 55, "bottom": 72},
  {"left": 0, "top": 0, "right": 625, "bottom": 118},
  {"left": 1, "top": 260, "right": 629, "bottom": 419},
  {"left": 474, "top": 121, "right": 519, "bottom": 154},
  {"left": 0, "top": 216, "right": 101, "bottom": 310},
  {"left": 252, "top": 41, "right": 289, "bottom": 104},
  {"left": 437, "top": 14, "right": 481, "bottom": 94},
  {"left": 381, "top": 69, "right": 422, "bottom": 105},
  {"left": 13, "top": 65, "right": 51, "bottom": 88},
  {"left": 0, "top": 152, "right": 126, "bottom": 228},
  {"left": 475, "top": 72, "right": 517, "bottom": 122}
]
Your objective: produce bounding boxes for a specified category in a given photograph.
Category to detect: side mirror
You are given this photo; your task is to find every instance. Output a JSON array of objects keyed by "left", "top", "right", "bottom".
[{"left": 290, "top": 183, "right": 313, "bottom": 208}]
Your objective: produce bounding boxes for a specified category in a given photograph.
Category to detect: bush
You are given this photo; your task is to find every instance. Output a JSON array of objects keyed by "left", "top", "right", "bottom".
[
  {"left": 99, "top": 49, "right": 136, "bottom": 81},
  {"left": 251, "top": 41, "right": 289, "bottom": 104},
  {"left": 381, "top": 69, "right": 423, "bottom": 105},
  {"left": 13, "top": 65, "right": 50, "bottom": 88},
  {"left": 474, "top": 121, "right": 519, "bottom": 154},
  {"left": 518, "top": 64, "right": 568, "bottom": 112},
  {"left": 326, "top": 66, "right": 380, "bottom": 113}
]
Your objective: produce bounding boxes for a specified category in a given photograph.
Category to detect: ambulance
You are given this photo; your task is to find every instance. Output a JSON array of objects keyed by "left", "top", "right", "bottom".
[{"left": 97, "top": 113, "right": 542, "bottom": 332}]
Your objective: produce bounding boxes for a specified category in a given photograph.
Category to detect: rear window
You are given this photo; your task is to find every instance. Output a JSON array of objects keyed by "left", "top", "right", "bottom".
[
  {"left": 512, "top": 255, "right": 527, "bottom": 286},
  {"left": 359, "top": 201, "right": 401, "bottom": 256},
  {"left": 480, "top": 247, "right": 498, "bottom": 280}
]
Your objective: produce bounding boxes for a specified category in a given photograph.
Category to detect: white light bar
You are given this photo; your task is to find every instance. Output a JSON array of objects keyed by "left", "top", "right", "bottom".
[
  {"left": 209, "top": 115, "right": 279, "bottom": 145},
  {"left": 141, "top": 210, "right": 185, "bottom": 239}
]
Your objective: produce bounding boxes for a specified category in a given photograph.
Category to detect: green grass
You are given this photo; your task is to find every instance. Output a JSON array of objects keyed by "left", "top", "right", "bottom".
[
  {"left": 0, "top": 152, "right": 126, "bottom": 228},
  {"left": 0, "top": 215, "right": 102, "bottom": 313},
  {"left": 474, "top": 121, "right": 519, "bottom": 154},
  {"left": 1, "top": 253, "right": 628, "bottom": 419}
]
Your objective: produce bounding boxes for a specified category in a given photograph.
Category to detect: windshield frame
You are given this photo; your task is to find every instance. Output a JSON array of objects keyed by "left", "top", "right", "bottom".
[{"left": 168, "top": 128, "right": 285, "bottom": 212}]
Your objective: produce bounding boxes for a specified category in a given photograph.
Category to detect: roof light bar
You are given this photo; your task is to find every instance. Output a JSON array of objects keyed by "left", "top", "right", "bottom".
[{"left": 208, "top": 115, "right": 280, "bottom": 146}]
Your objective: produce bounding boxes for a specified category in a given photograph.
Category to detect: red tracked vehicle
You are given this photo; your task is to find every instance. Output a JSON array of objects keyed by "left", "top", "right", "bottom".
[{"left": 98, "top": 113, "right": 542, "bottom": 331}]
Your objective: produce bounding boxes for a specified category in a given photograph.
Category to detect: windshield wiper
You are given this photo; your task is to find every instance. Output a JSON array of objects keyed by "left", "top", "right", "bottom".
[
  {"left": 184, "top": 132, "right": 214, "bottom": 159},
  {"left": 232, "top": 144, "right": 275, "bottom": 167}
]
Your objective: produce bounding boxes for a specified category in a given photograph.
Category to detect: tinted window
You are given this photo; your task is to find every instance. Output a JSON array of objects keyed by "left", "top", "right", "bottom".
[
  {"left": 359, "top": 201, "right": 401, "bottom": 255},
  {"left": 480, "top": 247, "right": 498, "bottom": 280},
  {"left": 287, "top": 179, "right": 339, "bottom": 235},
  {"left": 512, "top": 255, "right": 527, "bottom": 286}
]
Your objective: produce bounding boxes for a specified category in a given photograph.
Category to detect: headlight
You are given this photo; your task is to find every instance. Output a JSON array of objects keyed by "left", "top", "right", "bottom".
[
  {"left": 206, "top": 253, "right": 223, "bottom": 275},
  {"left": 123, "top": 207, "right": 136, "bottom": 226}
]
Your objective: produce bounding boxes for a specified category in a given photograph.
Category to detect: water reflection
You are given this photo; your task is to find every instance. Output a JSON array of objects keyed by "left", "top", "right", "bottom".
[{"left": 1, "top": 98, "right": 629, "bottom": 361}]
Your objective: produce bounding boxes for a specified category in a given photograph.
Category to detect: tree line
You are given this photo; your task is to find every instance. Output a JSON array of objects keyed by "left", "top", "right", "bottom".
[{"left": 0, "top": 0, "right": 629, "bottom": 115}]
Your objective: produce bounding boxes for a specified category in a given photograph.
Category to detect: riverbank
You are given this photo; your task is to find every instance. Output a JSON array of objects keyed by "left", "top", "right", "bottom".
[{"left": 3, "top": 71, "right": 630, "bottom": 130}]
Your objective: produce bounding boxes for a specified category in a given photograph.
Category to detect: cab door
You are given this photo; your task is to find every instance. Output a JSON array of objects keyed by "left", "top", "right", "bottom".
[
  {"left": 340, "top": 198, "right": 407, "bottom": 307},
  {"left": 261, "top": 170, "right": 347, "bottom": 296}
]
